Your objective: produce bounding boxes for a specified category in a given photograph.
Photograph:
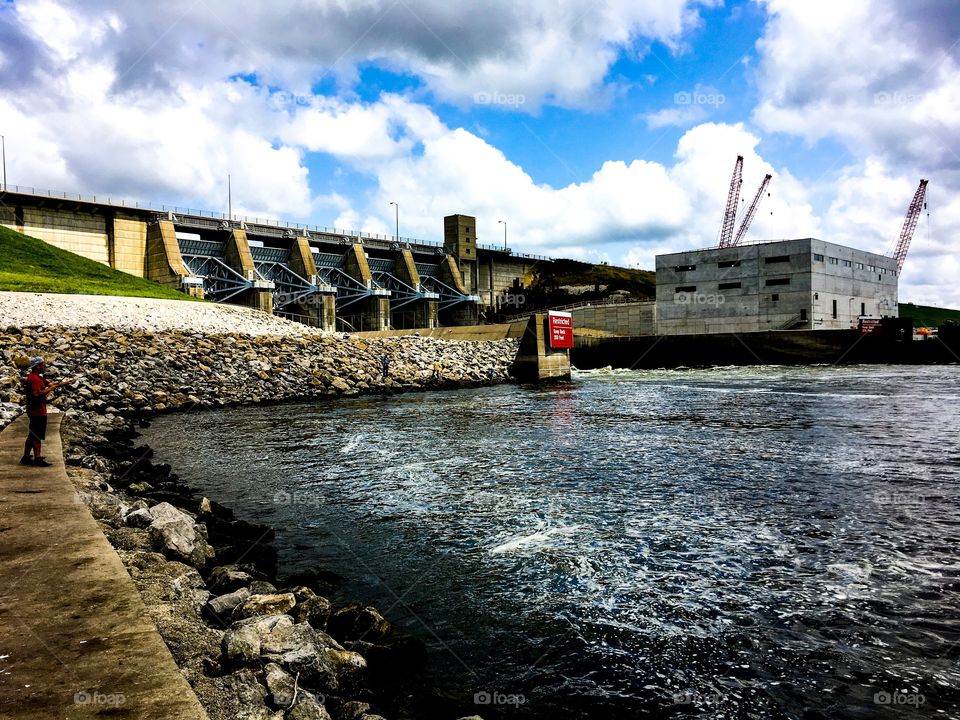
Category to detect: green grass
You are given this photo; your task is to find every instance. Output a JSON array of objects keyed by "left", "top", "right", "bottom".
[
  {"left": 898, "top": 302, "right": 960, "bottom": 327},
  {"left": 0, "top": 225, "right": 198, "bottom": 300}
]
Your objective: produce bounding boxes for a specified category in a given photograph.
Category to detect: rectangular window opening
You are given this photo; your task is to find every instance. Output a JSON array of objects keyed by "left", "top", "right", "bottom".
[
  {"left": 718, "top": 281, "right": 742, "bottom": 290},
  {"left": 674, "top": 264, "right": 696, "bottom": 272},
  {"left": 832, "top": 299, "right": 838, "bottom": 319},
  {"left": 765, "top": 278, "right": 791, "bottom": 286},
  {"left": 813, "top": 254, "right": 825, "bottom": 262},
  {"left": 675, "top": 285, "right": 697, "bottom": 293},
  {"left": 718, "top": 260, "right": 741, "bottom": 268},
  {"left": 765, "top": 255, "right": 790, "bottom": 264}
]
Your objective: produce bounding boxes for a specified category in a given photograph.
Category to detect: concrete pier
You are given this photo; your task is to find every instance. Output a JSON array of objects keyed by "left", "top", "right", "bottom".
[
  {"left": 0, "top": 414, "right": 208, "bottom": 719},
  {"left": 225, "top": 229, "right": 274, "bottom": 313},
  {"left": 343, "top": 243, "right": 391, "bottom": 331},
  {"left": 510, "top": 313, "right": 572, "bottom": 381}
]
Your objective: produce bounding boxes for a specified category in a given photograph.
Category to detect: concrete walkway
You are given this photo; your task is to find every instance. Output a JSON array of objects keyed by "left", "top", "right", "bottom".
[{"left": 0, "top": 414, "right": 208, "bottom": 719}]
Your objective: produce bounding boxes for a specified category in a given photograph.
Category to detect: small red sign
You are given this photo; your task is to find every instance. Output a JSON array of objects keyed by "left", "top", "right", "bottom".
[{"left": 548, "top": 311, "right": 574, "bottom": 349}]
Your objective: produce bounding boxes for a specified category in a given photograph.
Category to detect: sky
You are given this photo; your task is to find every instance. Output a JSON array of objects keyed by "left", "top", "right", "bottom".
[{"left": 1, "top": 0, "right": 958, "bottom": 305}]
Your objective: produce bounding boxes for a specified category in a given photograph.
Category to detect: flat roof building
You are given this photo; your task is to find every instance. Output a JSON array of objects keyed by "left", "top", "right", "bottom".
[{"left": 655, "top": 238, "right": 898, "bottom": 335}]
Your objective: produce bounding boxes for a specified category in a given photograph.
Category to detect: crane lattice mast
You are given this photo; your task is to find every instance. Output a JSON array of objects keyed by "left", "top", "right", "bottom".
[
  {"left": 717, "top": 155, "right": 744, "bottom": 248},
  {"left": 892, "top": 179, "right": 928, "bottom": 273},
  {"left": 731, "top": 173, "right": 772, "bottom": 247}
]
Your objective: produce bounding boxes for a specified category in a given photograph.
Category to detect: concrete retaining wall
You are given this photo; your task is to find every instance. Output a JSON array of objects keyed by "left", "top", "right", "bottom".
[{"left": 571, "top": 301, "right": 655, "bottom": 336}]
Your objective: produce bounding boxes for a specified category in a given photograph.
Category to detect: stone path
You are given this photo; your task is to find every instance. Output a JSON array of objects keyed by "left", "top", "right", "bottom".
[{"left": 0, "top": 413, "right": 208, "bottom": 719}]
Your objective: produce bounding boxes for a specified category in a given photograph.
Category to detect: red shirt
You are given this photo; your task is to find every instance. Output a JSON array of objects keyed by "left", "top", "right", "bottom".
[{"left": 25, "top": 372, "right": 48, "bottom": 417}]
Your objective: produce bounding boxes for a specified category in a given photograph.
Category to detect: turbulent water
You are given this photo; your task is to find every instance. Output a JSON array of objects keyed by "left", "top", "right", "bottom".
[{"left": 143, "top": 364, "right": 960, "bottom": 719}]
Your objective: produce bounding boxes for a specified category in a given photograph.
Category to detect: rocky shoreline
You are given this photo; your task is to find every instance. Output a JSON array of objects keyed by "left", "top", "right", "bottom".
[
  {"left": 59, "top": 411, "right": 483, "bottom": 720},
  {"left": 0, "top": 326, "right": 519, "bottom": 419},
  {"left": 2, "top": 322, "right": 519, "bottom": 720}
]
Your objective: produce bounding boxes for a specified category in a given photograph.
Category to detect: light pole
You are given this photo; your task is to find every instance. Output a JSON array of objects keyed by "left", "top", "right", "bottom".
[
  {"left": 1, "top": 135, "right": 6, "bottom": 191},
  {"left": 498, "top": 219, "right": 507, "bottom": 250},
  {"left": 389, "top": 201, "right": 399, "bottom": 242}
]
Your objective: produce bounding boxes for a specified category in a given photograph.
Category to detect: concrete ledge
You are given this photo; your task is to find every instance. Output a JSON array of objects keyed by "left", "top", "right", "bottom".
[{"left": 0, "top": 414, "right": 208, "bottom": 719}]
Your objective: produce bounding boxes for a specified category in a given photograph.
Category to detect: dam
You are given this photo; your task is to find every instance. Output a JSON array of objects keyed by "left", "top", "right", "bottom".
[{"left": 0, "top": 186, "right": 548, "bottom": 331}]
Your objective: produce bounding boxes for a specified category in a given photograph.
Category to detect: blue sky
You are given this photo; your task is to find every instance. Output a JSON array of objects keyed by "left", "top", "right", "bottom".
[{"left": 1, "top": 0, "right": 958, "bottom": 303}]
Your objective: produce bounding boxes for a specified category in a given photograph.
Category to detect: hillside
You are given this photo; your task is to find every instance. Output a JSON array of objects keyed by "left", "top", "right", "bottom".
[
  {"left": 498, "top": 258, "right": 655, "bottom": 316},
  {"left": 898, "top": 303, "right": 960, "bottom": 327},
  {"left": 0, "top": 225, "right": 196, "bottom": 300}
]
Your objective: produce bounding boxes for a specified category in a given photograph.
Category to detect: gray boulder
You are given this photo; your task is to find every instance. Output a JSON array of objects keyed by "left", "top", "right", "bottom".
[
  {"left": 208, "top": 565, "right": 254, "bottom": 594},
  {"left": 232, "top": 593, "right": 297, "bottom": 621},
  {"left": 204, "top": 587, "right": 252, "bottom": 624},
  {"left": 250, "top": 580, "right": 279, "bottom": 595},
  {"left": 222, "top": 614, "right": 294, "bottom": 665},
  {"left": 287, "top": 692, "right": 332, "bottom": 720},
  {"left": 263, "top": 662, "right": 296, "bottom": 708},
  {"left": 291, "top": 595, "right": 332, "bottom": 630},
  {"left": 125, "top": 507, "right": 154, "bottom": 528},
  {"left": 147, "top": 502, "right": 215, "bottom": 569},
  {"left": 225, "top": 668, "right": 282, "bottom": 720}
]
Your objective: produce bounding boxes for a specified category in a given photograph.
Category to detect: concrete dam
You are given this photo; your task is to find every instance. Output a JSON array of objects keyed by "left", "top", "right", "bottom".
[{"left": 0, "top": 187, "right": 548, "bottom": 332}]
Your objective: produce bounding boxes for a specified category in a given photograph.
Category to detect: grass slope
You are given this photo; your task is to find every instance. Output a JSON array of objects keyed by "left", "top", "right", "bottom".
[
  {"left": 0, "top": 225, "right": 196, "bottom": 300},
  {"left": 898, "top": 303, "right": 960, "bottom": 327}
]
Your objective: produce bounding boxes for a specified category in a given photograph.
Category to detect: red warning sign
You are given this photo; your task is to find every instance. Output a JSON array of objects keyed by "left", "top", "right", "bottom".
[{"left": 548, "top": 311, "right": 574, "bottom": 349}]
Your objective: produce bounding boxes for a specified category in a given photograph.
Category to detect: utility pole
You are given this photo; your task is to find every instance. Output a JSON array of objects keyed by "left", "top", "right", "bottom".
[
  {"left": 389, "top": 201, "right": 399, "bottom": 241},
  {"left": 228, "top": 174, "right": 232, "bottom": 221},
  {"left": 498, "top": 219, "right": 507, "bottom": 250},
  {"left": 1, "top": 135, "right": 6, "bottom": 191}
]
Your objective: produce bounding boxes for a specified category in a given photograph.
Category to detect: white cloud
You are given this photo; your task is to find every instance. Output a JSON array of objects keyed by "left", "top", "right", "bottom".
[
  {"left": 4, "top": 0, "right": 959, "bottom": 307},
  {"left": 6, "top": 0, "right": 716, "bottom": 110},
  {"left": 752, "top": 0, "right": 960, "bottom": 305}
]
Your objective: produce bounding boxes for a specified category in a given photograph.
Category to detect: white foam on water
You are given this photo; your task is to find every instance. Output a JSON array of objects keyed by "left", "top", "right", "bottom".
[{"left": 489, "top": 525, "right": 582, "bottom": 555}]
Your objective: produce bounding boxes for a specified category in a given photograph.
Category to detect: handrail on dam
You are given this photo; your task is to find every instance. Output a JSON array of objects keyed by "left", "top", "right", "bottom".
[{"left": 1, "top": 184, "right": 551, "bottom": 262}]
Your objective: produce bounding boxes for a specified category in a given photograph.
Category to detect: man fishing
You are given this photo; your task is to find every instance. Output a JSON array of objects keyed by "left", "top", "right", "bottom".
[{"left": 21, "top": 357, "right": 73, "bottom": 467}]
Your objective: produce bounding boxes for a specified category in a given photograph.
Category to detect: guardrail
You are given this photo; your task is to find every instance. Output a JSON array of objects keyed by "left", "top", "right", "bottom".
[{"left": 1, "top": 184, "right": 553, "bottom": 262}]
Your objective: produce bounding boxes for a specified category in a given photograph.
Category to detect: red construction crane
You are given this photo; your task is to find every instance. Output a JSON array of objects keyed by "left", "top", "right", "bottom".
[
  {"left": 892, "top": 179, "right": 928, "bottom": 273},
  {"left": 717, "top": 155, "right": 743, "bottom": 248},
  {"left": 731, "top": 173, "right": 773, "bottom": 247}
]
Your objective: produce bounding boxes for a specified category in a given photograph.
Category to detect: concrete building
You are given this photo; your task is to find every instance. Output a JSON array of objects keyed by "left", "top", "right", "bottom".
[{"left": 656, "top": 238, "right": 898, "bottom": 335}]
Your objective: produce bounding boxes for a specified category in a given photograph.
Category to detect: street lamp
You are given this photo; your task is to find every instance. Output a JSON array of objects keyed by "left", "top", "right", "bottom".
[
  {"left": 389, "top": 202, "right": 399, "bottom": 242},
  {"left": 498, "top": 219, "right": 507, "bottom": 250},
  {"left": 1, "top": 135, "right": 6, "bottom": 191}
]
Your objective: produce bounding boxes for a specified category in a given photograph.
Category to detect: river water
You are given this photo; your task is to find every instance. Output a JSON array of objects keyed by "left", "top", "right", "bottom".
[{"left": 142, "top": 365, "right": 960, "bottom": 719}]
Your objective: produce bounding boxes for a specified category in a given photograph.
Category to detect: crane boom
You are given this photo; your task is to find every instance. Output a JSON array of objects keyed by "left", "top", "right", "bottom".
[
  {"left": 731, "top": 173, "right": 772, "bottom": 247},
  {"left": 893, "top": 179, "right": 928, "bottom": 273},
  {"left": 718, "top": 155, "right": 744, "bottom": 248}
]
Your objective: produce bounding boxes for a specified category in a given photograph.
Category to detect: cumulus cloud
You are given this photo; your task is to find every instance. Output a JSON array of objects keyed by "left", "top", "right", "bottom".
[
  {"left": 3, "top": 0, "right": 959, "bottom": 306},
  {"left": 6, "top": 0, "right": 716, "bottom": 110},
  {"left": 753, "top": 0, "right": 960, "bottom": 305}
]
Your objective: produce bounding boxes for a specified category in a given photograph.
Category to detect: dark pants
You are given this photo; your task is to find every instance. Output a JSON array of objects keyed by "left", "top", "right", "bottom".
[
  {"left": 28, "top": 416, "right": 47, "bottom": 442},
  {"left": 24, "top": 415, "right": 47, "bottom": 458}
]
